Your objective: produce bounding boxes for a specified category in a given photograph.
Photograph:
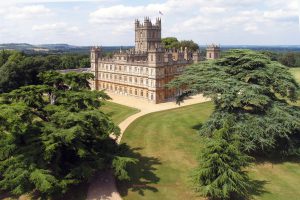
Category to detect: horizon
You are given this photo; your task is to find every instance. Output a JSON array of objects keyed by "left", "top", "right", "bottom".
[
  {"left": 2, "top": 43, "right": 300, "bottom": 47},
  {"left": 0, "top": 0, "right": 299, "bottom": 46}
]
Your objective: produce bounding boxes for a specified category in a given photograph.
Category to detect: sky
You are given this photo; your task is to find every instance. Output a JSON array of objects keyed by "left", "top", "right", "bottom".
[{"left": 0, "top": 0, "right": 299, "bottom": 46}]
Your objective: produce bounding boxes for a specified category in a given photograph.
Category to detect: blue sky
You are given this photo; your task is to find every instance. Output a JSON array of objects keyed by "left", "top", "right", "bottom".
[{"left": 0, "top": 0, "right": 299, "bottom": 45}]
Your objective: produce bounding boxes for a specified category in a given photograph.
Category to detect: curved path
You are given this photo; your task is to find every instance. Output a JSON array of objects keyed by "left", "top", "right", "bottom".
[{"left": 86, "top": 93, "right": 210, "bottom": 200}]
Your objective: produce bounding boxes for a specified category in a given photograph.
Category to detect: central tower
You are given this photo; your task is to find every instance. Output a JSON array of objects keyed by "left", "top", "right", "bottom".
[{"left": 135, "top": 17, "right": 162, "bottom": 52}]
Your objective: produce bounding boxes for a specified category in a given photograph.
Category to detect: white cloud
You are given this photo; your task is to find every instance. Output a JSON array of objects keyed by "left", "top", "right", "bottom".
[
  {"left": 4, "top": 5, "right": 52, "bottom": 20},
  {"left": 89, "top": 4, "right": 168, "bottom": 24},
  {"left": 32, "top": 23, "right": 79, "bottom": 32},
  {"left": 244, "top": 24, "right": 264, "bottom": 34},
  {"left": 0, "top": 0, "right": 300, "bottom": 45}
]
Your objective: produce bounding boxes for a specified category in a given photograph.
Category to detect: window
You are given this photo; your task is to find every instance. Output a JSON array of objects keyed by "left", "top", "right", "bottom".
[
  {"left": 141, "top": 90, "right": 143, "bottom": 96},
  {"left": 209, "top": 53, "right": 212, "bottom": 58},
  {"left": 135, "top": 78, "right": 137, "bottom": 83},
  {"left": 119, "top": 66, "right": 121, "bottom": 71},
  {"left": 135, "top": 89, "right": 137, "bottom": 95}
]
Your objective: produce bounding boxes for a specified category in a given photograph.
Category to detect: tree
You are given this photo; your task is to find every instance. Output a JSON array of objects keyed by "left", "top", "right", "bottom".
[
  {"left": 0, "top": 51, "right": 92, "bottom": 93},
  {"left": 169, "top": 49, "right": 300, "bottom": 155},
  {"left": 162, "top": 37, "right": 199, "bottom": 51},
  {"left": 162, "top": 37, "right": 180, "bottom": 49},
  {"left": 0, "top": 71, "right": 136, "bottom": 198},
  {"left": 279, "top": 52, "right": 296, "bottom": 67},
  {"left": 179, "top": 40, "right": 199, "bottom": 52},
  {"left": 192, "top": 122, "right": 253, "bottom": 200}
]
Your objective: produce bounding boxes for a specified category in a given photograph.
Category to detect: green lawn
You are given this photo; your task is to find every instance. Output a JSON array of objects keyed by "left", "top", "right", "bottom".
[
  {"left": 119, "top": 102, "right": 300, "bottom": 200},
  {"left": 290, "top": 68, "right": 300, "bottom": 83},
  {"left": 101, "top": 101, "right": 140, "bottom": 124}
]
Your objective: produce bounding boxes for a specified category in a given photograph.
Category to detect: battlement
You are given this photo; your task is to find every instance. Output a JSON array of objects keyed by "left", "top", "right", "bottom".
[
  {"left": 206, "top": 44, "right": 220, "bottom": 50},
  {"left": 135, "top": 17, "right": 161, "bottom": 29},
  {"left": 91, "top": 46, "right": 102, "bottom": 51}
]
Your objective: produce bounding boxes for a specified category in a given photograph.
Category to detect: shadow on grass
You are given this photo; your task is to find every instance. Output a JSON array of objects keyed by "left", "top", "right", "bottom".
[
  {"left": 249, "top": 179, "right": 269, "bottom": 197},
  {"left": 192, "top": 123, "right": 203, "bottom": 131},
  {"left": 254, "top": 154, "right": 300, "bottom": 165},
  {"left": 55, "top": 182, "right": 89, "bottom": 200},
  {"left": 105, "top": 111, "right": 116, "bottom": 117},
  {"left": 117, "top": 145, "right": 161, "bottom": 197}
]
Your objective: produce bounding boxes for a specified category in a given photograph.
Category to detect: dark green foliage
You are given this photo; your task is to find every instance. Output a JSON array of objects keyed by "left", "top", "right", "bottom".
[
  {"left": 260, "top": 51, "right": 300, "bottom": 67},
  {"left": 0, "top": 50, "right": 90, "bottom": 93},
  {"left": 169, "top": 49, "right": 300, "bottom": 154},
  {"left": 162, "top": 37, "right": 179, "bottom": 49},
  {"left": 162, "top": 37, "right": 199, "bottom": 51},
  {"left": 0, "top": 72, "right": 136, "bottom": 197},
  {"left": 192, "top": 123, "right": 253, "bottom": 200}
]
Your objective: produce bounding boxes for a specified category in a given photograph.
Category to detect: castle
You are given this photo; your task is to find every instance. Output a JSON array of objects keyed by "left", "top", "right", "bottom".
[{"left": 90, "top": 17, "right": 219, "bottom": 103}]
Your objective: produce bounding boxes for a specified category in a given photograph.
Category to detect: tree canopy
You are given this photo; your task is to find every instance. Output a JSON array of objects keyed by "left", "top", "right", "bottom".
[
  {"left": 169, "top": 49, "right": 300, "bottom": 155},
  {"left": 192, "top": 122, "right": 254, "bottom": 200},
  {"left": 0, "top": 50, "right": 90, "bottom": 93},
  {"left": 162, "top": 37, "right": 199, "bottom": 52},
  {"left": 0, "top": 71, "right": 136, "bottom": 198}
]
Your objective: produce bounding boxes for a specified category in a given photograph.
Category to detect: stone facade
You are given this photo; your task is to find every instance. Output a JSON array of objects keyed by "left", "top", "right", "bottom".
[
  {"left": 206, "top": 44, "right": 221, "bottom": 60},
  {"left": 90, "top": 17, "right": 201, "bottom": 103}
]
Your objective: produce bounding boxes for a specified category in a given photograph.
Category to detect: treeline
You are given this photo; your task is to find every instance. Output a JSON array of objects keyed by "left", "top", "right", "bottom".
[
  {"left": 261, "top": 51, "right": 300, "bottom": 67},
  {"left": 0, "top": 50, "right": 90, "bottom": 93},
  {"left": 162, "top": 37, "right": 199, "bottom": 52}
]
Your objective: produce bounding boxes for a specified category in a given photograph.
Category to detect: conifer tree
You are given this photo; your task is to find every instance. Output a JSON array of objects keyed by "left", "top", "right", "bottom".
[
  {"left": 169, "top": 49, "right": 300, "bottom": 155},
  {"left": 0, "top": 71, "right": 136, "bottom": 197},
  {"left": 192, "top": 122, "right": 253, "bottom": 200}
]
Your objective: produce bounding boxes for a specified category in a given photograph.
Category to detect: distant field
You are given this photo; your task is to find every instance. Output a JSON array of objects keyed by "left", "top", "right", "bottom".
[{"left": 119, "top": 102, "right": 300, "bottom": 200}]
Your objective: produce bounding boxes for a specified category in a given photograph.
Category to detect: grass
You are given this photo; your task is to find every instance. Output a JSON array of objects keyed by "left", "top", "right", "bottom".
[
  {"left": 290, "top": 68, "right": 300, "bottom": 106},
  {"left": 101, "top": 101, "right": 140, "bottom": 124},
  {"left": 118, "top": 102, "right": 214, "bottom": 200},
  {"left": 118, "top": 102, "right": 300, "bottom": 200},
  {"left": 290, "top": 67, "right": 300, "bottom": 83}
]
